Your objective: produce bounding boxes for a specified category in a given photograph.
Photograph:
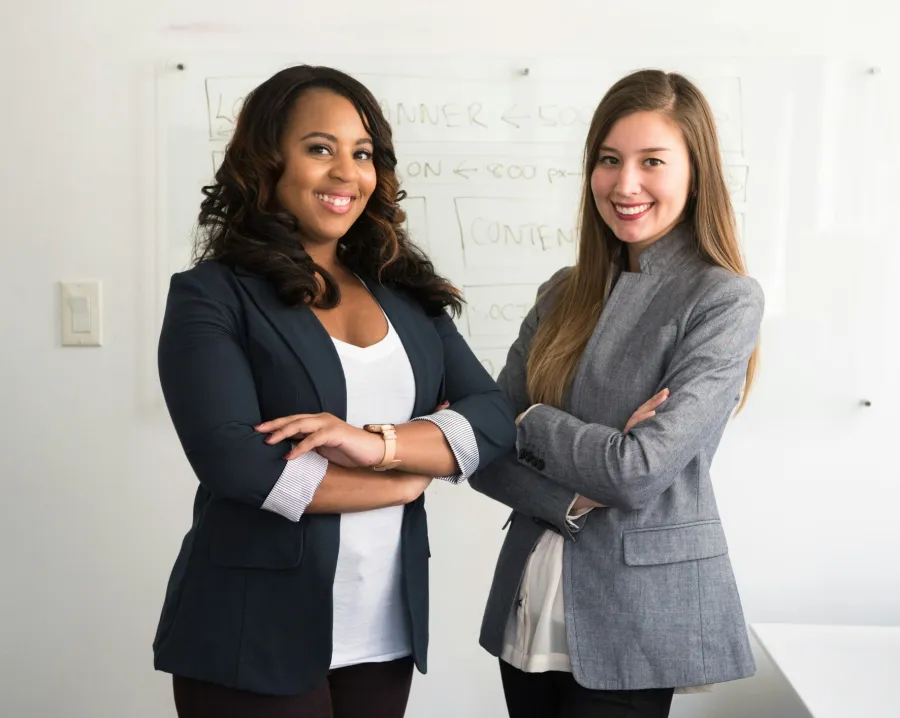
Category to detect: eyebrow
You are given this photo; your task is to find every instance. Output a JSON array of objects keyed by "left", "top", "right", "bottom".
[
  {"left": 300, "top": 131, "right": 373, "bottom": 147},
  {"left": 599, "top": 145, "right": 672, "bottom": 154}
]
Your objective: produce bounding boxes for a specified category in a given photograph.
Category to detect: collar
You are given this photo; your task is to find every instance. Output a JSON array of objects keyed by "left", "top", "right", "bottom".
[{"left": 635, "top": 222, "right": 701, "bottom": 275}]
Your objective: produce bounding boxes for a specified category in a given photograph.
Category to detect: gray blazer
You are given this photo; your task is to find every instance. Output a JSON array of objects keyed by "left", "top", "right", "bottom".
[{"left": 470, "top": 224, "right": 764, "bottom": 690}]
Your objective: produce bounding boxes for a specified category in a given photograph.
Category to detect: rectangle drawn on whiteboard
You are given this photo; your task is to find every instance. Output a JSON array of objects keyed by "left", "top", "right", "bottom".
[
  {"left": 204, "top": 73, "right": 742, "bottom": 150},
  {"left": 454, "top": 197, "right": 578, "bottom": 270},
  {"left": 464, "top": 283, "right": 539, "bottom": 344}
]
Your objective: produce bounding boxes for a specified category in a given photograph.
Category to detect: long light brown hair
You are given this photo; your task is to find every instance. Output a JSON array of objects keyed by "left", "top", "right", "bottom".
[{"left": 526, "top": 69, "right": 759, "bottom": 411}]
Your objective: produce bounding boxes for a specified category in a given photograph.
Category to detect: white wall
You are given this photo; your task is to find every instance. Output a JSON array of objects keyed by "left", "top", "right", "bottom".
[{"left": 2, "top": 1, "right": 898, "bottom": 717}]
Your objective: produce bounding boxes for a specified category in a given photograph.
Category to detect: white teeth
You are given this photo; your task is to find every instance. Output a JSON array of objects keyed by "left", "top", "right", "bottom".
[
  {"left": 615, "top": 203, "right": 652, "bottom": 215},
  {"left": 315, "top": 193, "right": 352, "bottom": 207}
]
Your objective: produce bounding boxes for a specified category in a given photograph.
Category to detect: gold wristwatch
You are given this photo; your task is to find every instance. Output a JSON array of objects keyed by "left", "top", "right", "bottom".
[{"left": 363, "top": 423, "right": 401, "bottom": 471}]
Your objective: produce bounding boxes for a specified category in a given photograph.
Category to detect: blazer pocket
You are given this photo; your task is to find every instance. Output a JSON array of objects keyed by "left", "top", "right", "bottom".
[
  {"left": 207, "top": 500, "right": 305, "bottom": 570},
  {"left": 623, "top": 519, "right": 727, "bottom": 566}
]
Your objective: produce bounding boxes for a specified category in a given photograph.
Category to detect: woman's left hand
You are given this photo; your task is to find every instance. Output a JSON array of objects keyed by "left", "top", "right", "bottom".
[{"left": 256, "top": 413, "right": 385, "bottom": 466}]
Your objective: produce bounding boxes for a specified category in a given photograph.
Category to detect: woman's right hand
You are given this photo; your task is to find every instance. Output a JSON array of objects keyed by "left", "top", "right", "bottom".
[{"left": 624, "top": 388, "right": 669, "bottom": 433}]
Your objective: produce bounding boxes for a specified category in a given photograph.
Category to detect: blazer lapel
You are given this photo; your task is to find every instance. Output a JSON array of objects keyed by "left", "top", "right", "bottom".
[
  {"left": 234, "top": 269, "right": 347, "bottom": 419},
  {"left": 570, "top": 272, "right": 666, "bottom": 415}
]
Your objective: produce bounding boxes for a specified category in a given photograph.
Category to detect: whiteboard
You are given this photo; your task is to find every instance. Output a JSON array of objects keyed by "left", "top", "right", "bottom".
[{"left": 156, "top": 54, "right": 874, "bottom": 378}]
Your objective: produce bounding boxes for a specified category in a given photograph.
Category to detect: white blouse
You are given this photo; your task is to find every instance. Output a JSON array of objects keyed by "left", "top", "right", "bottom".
[
  {"left": 501, "top": 500, "right": 590, "bottom": 672},
  {"left": 328, "top": 318, "right": 415, "bottom": 669},
  {"left": 258, "top": 298, "right": 481, "bottom": 669}
]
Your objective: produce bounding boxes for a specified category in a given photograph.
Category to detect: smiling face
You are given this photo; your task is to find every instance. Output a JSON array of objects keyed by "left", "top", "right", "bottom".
[
  {"left": 275, "top": 88, "right": 377, "bottom": 248},
  {"left": 590, "top": 110, "right": 692, "bottom": 256}
]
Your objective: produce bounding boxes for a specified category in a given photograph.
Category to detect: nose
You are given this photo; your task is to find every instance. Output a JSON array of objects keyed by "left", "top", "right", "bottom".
[
  {"left": 328, "top": 149, "right": 358, "bottom": 184},
  {"left": 614, "top": 162, "right": 641, "bottom": 197}
]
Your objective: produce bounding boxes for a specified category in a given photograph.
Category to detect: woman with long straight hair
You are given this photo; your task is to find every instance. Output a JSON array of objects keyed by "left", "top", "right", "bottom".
[{"left": 471, "top": 69, "right": 764, "bottom": 718}]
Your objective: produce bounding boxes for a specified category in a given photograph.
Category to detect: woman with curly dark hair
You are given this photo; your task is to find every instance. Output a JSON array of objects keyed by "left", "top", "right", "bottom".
[{"left": 152, "top": 65, "right": 516, "bottom": 718}]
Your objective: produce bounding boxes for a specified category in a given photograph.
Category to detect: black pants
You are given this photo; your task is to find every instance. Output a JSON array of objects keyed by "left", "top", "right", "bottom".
[
  {"left": 172, "top": 656, "right": 414, "bottom": 718},
  {"left": 499, "top": 660, "right": 674, "bottom": 718}
]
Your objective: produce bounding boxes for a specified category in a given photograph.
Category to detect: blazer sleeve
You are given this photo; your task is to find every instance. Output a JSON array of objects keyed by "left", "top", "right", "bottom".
[
  {"left": 468, "top": 270, "right": 583, "bottom": 535},
  {"left": 515, "top": 274, "right": 765, "bottom": 511},
  {"left": 410, "top": 409, "right": 480, "bottom": 484},
  {"left": 427, "top": 310, "right": 517, "bottom": 474},
  {"left": 157, "top": 271, "right": 301, "bottom": 511}
]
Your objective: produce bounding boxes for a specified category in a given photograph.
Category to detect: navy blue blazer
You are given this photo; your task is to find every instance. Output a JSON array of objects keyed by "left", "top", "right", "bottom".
[{"left": 152, "top": 260, "right": 516, "bottom": 695}]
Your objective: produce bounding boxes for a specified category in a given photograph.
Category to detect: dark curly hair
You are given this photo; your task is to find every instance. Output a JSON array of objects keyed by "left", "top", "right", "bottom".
[{"left": 193, "top": 64, "right": 462, "bottom": 316}]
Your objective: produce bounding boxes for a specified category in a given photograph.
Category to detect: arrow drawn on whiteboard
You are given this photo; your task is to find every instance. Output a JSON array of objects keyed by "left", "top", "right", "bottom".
[
  {"left": 547, "top": 168, "right": 583, "bottom": 183},
  {"left": 453, "top": 161, "right": 479, "bottom": 179},
  {"left": 501, "top": 105, "right": 530, "bottom": 128}
]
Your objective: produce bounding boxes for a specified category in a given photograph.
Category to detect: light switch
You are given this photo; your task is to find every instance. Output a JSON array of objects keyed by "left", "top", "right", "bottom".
[
  {"left": 61, "top": 280, "right": 102, "bottom": 346},
  {"left": 69, "top": 296, "right": 90, "bottom": 332}
]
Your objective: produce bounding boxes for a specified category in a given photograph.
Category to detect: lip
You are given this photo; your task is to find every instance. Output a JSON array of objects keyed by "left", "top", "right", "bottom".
[{"left": 612, "top": 201, "right": 654, "bottom": 222}]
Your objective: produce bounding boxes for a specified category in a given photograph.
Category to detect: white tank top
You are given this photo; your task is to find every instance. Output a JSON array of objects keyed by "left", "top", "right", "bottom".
[{"left": 329, "top": 315, "right": 416, "bottom": 669}]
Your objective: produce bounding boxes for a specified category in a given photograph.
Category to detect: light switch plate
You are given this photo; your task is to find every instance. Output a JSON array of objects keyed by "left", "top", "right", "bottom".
[{"left": 61, "top": 280, "right": 102, "bottom": 346}]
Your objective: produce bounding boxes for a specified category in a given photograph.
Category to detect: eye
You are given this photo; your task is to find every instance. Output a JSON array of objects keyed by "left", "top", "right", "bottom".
[
  {"left": 597, "top": 155, "right": 619, "bottom": 166},
  {"left": 308, "top": 144, "right": 332, "bottom": 156},
  {"left": 644, "top": 157, "right": 664, "bottom": 167},
  {"left": 355, "top": 149, "right": 373, "bottom": 161}
]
